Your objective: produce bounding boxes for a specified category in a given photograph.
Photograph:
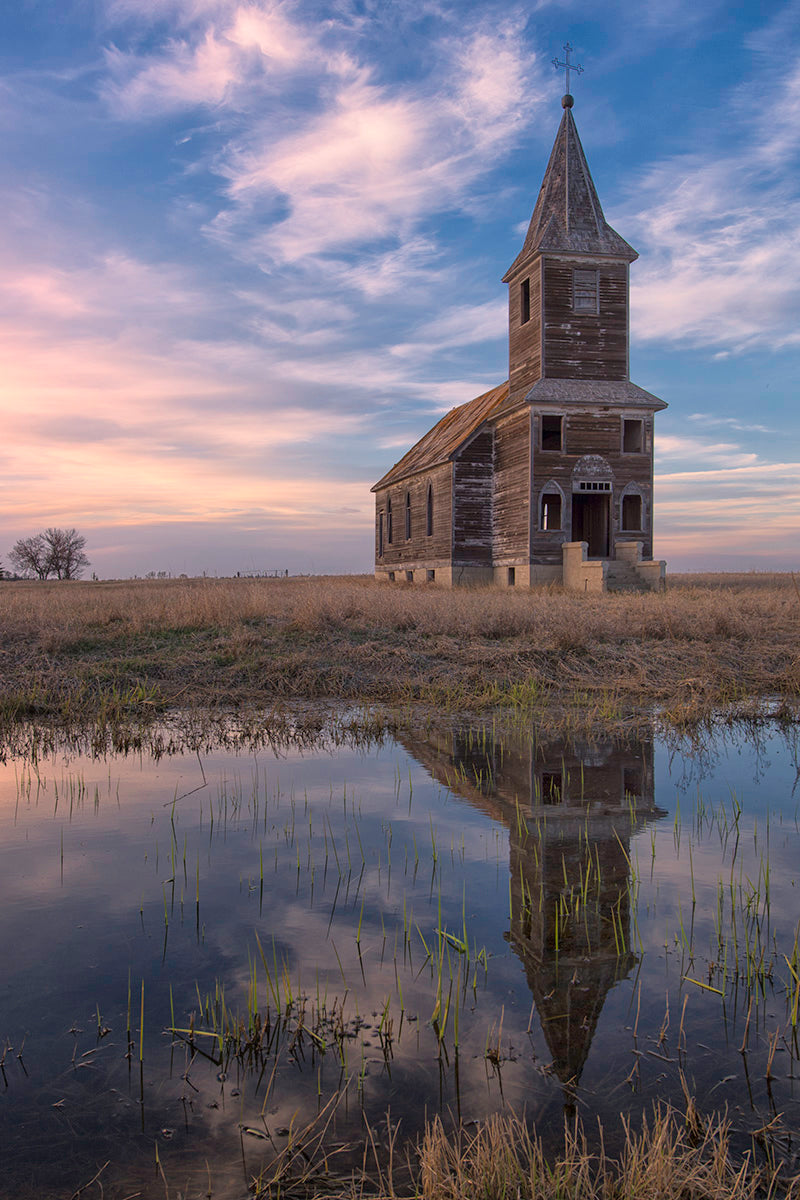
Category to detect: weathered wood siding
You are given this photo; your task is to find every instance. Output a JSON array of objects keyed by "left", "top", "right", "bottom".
[
  {"left": 493, "top": 410, "right": 531, "bottom": 563},
  {"left": 507, "top": 261, "right": 542, "bottom": 402},
  {"left": 374, "top": 463, "right": 452, "bottom": 568},
  {"left": 453, "top": 429, "right": 493, "bottom": 564},
  {"left": 543, "top": 259, "right": 628, "bottom": 380},
  {"left": 530, "top": 410, "right": 655, "bottom": 562}
]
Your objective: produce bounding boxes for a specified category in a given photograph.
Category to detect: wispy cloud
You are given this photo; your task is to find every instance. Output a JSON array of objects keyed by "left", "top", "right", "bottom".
[
  {"left": 654, "top": 434, "right": 759, "bottom": 469},
  {"left": 655, "top": 459, "right": 800, "bottom": 565},
  {"left": 205, "top": 23, "right": 538, "bottom": 266},
  {"left": 102, "top": 2, "right": 321, "bottom": 116},
  {"left": 687, "top": 413, "right": 775, "bottom": 434},
  {"left": 390, "top": 299, "right": 506, "bottom": 360},
  {"left": 623, "top": 50, "right": 800, "bottom": 353}
]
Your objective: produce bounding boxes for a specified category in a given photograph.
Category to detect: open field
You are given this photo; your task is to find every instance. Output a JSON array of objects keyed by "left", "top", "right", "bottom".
[{"left": 0, "top": 572, "right": 798, "bottom": 735}]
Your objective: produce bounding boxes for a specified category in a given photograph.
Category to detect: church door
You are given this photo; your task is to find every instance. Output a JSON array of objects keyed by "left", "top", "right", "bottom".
[{"left": 571, "top": 493, "right": 610, "bottom": 558}]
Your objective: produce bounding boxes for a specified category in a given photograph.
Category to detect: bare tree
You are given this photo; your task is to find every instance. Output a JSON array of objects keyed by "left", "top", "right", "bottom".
[
  {"left": 43, "top": 527, "right": 89, "bottom": 579},
  {"left": 9, "top": 534, "right": 50, "bottom": 579},
  {"left": 8, "top": 528, "right": 90, "bottom": 580}
]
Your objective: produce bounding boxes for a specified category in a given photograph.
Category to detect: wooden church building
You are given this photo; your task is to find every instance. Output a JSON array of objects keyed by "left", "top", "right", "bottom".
[{"left": 372, "top": 86, "right": 667, "bottom": 592}]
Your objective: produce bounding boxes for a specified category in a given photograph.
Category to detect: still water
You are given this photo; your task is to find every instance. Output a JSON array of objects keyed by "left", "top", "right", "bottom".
[{"left": 0, "top": 717, "right": 798, "bottom": 1196}]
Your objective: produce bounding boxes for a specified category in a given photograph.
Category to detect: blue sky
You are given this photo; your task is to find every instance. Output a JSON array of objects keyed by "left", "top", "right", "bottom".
[{"left": 0, "top": 0, "right": 798, "bottom": 577}]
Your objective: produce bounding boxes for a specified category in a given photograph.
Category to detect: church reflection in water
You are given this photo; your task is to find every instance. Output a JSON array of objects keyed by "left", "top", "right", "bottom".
[{"left": 398, "top": 725, "right": 666, "bottom": 1099}]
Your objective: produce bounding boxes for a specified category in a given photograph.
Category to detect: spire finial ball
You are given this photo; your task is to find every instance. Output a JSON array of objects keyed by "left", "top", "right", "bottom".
[{"left": 562, "top": 93, "right": 574, "bottom": 108}]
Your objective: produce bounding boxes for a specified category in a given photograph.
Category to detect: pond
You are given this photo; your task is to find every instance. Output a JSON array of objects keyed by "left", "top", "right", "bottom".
[{"left": 1, "top": 715, "right": 799, "bottom": 1196}]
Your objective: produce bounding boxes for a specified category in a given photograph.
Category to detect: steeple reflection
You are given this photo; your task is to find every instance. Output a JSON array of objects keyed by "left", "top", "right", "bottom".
[{"left": 399, "top": 725, "right": 666, "bottom": 1098}]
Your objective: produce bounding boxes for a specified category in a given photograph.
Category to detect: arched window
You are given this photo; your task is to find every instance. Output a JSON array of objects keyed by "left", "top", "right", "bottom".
[
  {"left": 405, "top": 492, "right": 411, "bottom": 540},
  {"left": 426, "top": 483, "right": 433, "bottom": 537},
  {"left": 540, "top": 485, "right": 563, "bottom": 531},
  {"left": 387, "top": 498, "right": 393, "bottom": 544},
  {"left": 622, "top": 493, "right": 643, "bottom": 530}
]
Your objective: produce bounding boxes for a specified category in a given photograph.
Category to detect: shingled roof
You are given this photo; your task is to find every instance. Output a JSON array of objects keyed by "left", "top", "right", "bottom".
[
  {"left": 371, "top": 380, "right": 509, "bottom": 491},
  {"left": 503, "top": 105, "right": 637, "bottom": 280}
]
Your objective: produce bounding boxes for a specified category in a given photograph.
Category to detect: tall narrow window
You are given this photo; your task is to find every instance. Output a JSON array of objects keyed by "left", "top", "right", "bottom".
[
  {"left": 622, "top": 494, "right": 642, "bottom": 530},
  {"left": 541, "top": 414, "right": 563, "bottom": 451},
  {"left": 541, "top": 491, "right": 562, "bottom": 531},
  {"left": 520, "top": 277, "right": 531, "bottom": 324},
  {"left": 426, "top": 483, "right": 433, "bottom": 537},
  {"left": 405, "top": 492, "right": 411, "bottom": 540},
  {"left": 387, "top": 498, "right": 393, "bottom": 544},
  {"left": 378, "top": 513, "right": 384, "bottom": 558},
  {"left": 573, "top": 269, "right": 598, "bottom": 314},
  {"left": 622, "top": 419, "right": 644, "bottom": 453}
]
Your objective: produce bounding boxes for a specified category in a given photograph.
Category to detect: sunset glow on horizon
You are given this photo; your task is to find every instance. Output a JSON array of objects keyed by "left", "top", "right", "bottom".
[{"left": 1, "top": 1, "right": 798, "bottom": 579}]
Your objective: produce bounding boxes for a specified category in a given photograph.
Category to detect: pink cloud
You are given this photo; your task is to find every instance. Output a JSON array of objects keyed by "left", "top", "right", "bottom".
[{"left": 654, "top": 461, "right": 800, "bottom": 566}]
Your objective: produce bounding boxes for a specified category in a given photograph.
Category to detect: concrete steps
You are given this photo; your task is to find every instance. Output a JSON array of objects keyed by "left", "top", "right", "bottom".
[{"left": 606, "top": 563, "right": 648, "bottom": 593}]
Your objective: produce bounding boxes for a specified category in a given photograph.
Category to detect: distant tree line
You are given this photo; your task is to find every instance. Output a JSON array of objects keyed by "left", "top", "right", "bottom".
[{"left": 4, "top": 528, "right": 90, "bottom": 580}]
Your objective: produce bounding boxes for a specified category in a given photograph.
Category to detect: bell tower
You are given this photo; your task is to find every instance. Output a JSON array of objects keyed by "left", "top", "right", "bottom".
[{"left": 503, "top": 52, "right": 638, "bottom": 406}]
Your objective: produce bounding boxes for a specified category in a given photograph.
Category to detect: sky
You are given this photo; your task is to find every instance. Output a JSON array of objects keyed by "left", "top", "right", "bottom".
[{"left": 0, "top": 0, "right": 798, "bottom": 579}]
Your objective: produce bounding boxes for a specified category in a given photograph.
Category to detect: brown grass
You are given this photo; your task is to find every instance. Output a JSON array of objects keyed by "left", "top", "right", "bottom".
[
  {"left": 0, "top": 573, "right": 798, "bottom": 732},
  {"left": 245, "top": 1104, "right": 799, "bottom": 1199},
  {"left": 410, "top": 1107, "right": 798, "bottom": 1200}
]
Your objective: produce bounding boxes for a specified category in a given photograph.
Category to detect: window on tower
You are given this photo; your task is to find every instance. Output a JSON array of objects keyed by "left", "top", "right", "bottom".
[
  {"left": 573, "top": 269, "right": 598, "bottom": 314},
  {"left": 520, "top": 278, "right": 531, "bottom": 324},
  {"left": 541, "top": 414, "right": 563, "bottom": 451},
  {"left": 622, "top": 418, "right": 644, "bottom": 453}
]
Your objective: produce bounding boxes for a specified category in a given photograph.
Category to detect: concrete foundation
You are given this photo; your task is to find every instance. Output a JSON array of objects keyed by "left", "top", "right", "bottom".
[{"left": 377, "top": 545, "right": 666, "bottom": 591}]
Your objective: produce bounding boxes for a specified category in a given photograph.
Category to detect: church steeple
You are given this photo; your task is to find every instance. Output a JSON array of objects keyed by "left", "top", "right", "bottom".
[
  {"left": 504, "top": 84, "right": 638, "bottom": 400},
  {"left": 504, "top": 102, "right": 637, "bottom": 278}
]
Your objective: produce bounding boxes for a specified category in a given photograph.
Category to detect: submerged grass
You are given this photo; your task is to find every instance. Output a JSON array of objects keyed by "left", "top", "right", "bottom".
[{"left": 0, "top": 572, "right": 798, "bottom": 739}]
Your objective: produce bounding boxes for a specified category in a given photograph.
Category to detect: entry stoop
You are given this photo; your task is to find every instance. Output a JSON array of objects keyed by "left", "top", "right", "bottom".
[{"left": 563, "top": 541, "right": 666, "bottom": 593}]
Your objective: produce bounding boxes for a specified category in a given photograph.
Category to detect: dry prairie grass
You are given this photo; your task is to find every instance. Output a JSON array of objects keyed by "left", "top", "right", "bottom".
[
  {"left": 0, "top": 573, "right": 798, "bottom": 731},
  {"left": 409, "top": 1107, "right": 798, "bottom": 1200},
  {"left": 247, "top": 1104, "right": 798, "bottom": 1199}
]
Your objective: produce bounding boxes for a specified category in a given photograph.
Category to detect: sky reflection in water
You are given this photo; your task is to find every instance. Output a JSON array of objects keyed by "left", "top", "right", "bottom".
[{"left": 0, "top": 718, "right": 798, "bottom": 1197}]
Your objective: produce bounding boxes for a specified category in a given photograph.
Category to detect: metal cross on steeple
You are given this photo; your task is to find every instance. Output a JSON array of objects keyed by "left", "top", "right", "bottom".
[{"left": 552, "top": 42, "right": 583, "bottom": 96}]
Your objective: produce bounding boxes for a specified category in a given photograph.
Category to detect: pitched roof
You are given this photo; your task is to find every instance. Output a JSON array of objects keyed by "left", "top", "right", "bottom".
[
  {"left": 503, "top": 105, "right": 637, "bottom": 280},
  {"left": 371, "top": 380, "right": 509, "bottom": 491}
]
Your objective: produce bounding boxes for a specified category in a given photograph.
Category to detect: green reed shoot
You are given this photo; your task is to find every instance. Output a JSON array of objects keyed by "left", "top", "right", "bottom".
[{"left": 139, "top": 980, "right": 145, "bottom": 1063}]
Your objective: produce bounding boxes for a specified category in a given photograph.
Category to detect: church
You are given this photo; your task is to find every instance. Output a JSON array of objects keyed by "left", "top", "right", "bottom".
[{"left": 372, "top": 70, "right": 667, "bottom": 592}]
